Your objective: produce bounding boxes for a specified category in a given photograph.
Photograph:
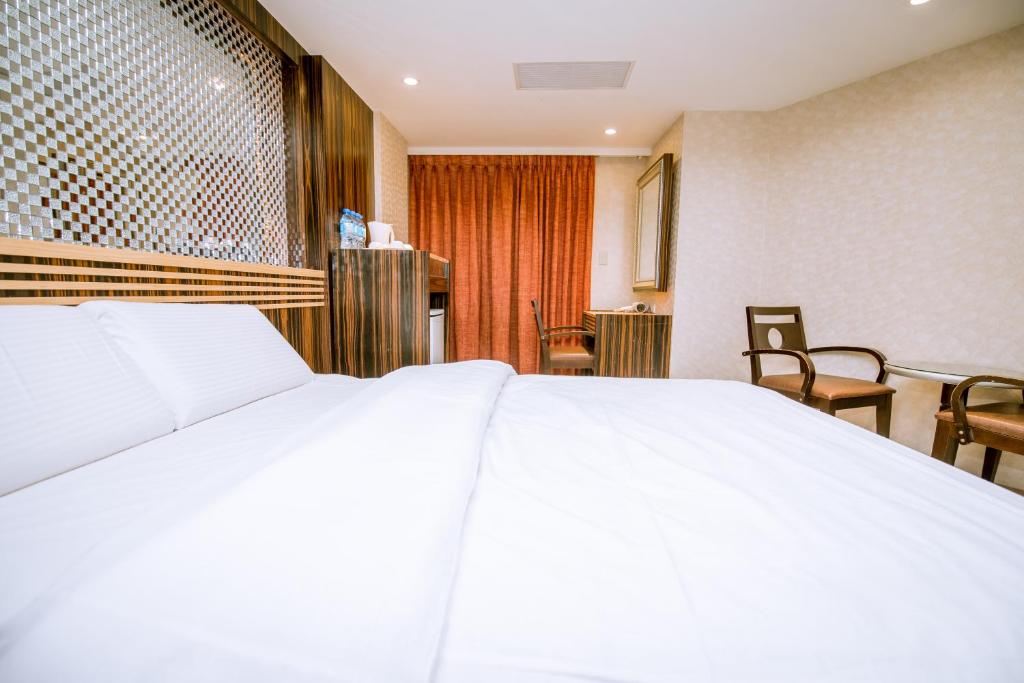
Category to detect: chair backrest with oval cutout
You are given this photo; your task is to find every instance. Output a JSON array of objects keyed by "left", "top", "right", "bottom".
[{"left": 745, "top": 305, "right": 809, "bottom": 383}]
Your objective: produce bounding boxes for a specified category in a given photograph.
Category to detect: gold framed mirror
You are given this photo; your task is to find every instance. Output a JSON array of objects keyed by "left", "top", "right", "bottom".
[{"left": 632, "top": 153, "right": 672, "bottom": 291}]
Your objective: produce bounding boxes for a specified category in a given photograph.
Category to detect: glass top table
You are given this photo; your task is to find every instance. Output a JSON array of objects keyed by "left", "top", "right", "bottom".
[
  {"left": 885, "top": 360, "right": 1024, "bottom": 464},
  {"left": 884, "top": 360, "right": 1024, "bottom": 389}
]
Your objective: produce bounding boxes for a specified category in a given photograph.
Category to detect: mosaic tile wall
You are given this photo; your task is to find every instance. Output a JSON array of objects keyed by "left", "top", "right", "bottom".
[{"left": 0, "top": 0, "right": 297, "bottom": 265}]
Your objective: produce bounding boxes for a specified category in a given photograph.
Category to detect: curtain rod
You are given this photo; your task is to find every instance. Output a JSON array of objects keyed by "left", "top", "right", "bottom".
[{"left": 407, "top": 146, "right": 651, "bottom": 157}]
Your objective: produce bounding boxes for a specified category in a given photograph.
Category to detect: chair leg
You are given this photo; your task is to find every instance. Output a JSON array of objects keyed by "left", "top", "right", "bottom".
[
  {"left": 930, "top": 421, "right": 959, "bottom": 466},
  {"left": 875, "top": 395, "right": 892, "bottom": 438},
  {"left": 981, "top": 447, "right": 1002, "bottom": 482}
]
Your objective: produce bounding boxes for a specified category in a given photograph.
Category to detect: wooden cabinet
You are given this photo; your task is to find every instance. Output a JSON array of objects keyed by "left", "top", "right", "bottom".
[
  {"left": 331, "top": 249, "right": 449, "bottom": 378},
  {"left": 582, "top": 311, "right": 672, "bottom": 378}
]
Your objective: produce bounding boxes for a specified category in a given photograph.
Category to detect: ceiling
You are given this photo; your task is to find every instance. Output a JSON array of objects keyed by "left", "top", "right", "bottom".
[{"left": 260, "top": 0, "right": 1024, "bottom": 151}]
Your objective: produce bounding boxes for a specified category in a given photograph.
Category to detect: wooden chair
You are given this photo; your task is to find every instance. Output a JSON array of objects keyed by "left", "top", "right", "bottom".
[
  {"left": 742, "top": 306, "right": 894, "bottom": 436},
  {"left": 531, "top": 299, "right": 595, "bottom": 375},
  {"left": 932, "top": 375, "right": 1024, "bottom": 483}
]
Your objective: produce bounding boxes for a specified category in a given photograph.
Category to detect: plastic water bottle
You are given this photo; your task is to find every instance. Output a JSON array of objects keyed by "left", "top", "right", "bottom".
[
  {"left": 339, "top": 209, "right": 361, "bottom": 248},
  {"left": 338, "top": 210, "right": 351, "bottom": 247},
  {"left": 351, "top": 212, "right": 367, "bottom": 248}
]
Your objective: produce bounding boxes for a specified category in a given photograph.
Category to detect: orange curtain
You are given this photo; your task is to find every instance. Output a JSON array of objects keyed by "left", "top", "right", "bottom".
[{"left": 409, "top": 155, "right": 594, "bottom": 374}]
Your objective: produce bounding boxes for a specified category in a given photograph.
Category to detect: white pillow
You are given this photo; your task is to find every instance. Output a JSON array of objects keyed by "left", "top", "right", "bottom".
[
  {"left": 80, "top": 302, "right": 314, "bottom": 428},
  {"left": 0, "top": 306, "right": 176, "bottom": 495}
]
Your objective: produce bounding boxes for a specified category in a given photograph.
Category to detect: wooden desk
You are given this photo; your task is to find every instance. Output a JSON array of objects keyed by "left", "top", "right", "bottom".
[{"left": 582, "top": 310, "right": 672, "bottom": 378}]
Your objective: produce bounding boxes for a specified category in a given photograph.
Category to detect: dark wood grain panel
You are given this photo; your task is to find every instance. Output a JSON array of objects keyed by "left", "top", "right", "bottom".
[
  {"left": 262, "top": 304, "right": 329, "bottom": 372},
  {"left": 302, "top": 56, "right": 375, "bottom": 371},
  {"left": 303, "top": 56, "right": 374, "bottom": 254},
  {"left": 332, "top": 250, "right": 432, "bottom": 378},
  {"left": 339, "top": 73, "right": 375, "bottom": 226},
  {"left": 0, "top": 238, "right": 331, "bottom": 373},
  {"left": 583, "top": 310, "right": 672, "bottom": 378}
]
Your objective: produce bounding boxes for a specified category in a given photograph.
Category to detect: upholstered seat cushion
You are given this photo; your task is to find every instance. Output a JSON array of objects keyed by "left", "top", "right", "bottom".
[
  {"left": 935, "top": 403, "right": 1024, "bottom": 440},
  {"left": 758, "top": 373, "right": 895, "bottom": 400},
  {"left": 549, "top": 344, "right": 594, "bottom": 369}
]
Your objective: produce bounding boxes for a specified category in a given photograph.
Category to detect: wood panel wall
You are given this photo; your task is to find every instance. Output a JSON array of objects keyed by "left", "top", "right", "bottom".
[
  {"left": 332, "top": 250, "right": 430, "bottom": 378},
  {"left": 302, "top": 55, "right": 375, "bottom": 372},
  {"left": 303, "top": 56, "right": 375, "bottom": 254}
]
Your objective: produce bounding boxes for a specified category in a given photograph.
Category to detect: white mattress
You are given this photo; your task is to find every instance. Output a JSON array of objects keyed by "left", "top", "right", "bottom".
[{"left": 0, "top": 375, "right": 368, "bottom": 626}]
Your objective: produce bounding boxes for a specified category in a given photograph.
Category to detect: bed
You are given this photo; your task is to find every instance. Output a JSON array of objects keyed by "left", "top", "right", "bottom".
[{"left": 2, "top": 242, "right": 1023, "bottom": 682}]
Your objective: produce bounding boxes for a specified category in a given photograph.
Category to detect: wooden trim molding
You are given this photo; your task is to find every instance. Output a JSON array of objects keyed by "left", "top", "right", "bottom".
[{"left": 0, "top": 237, "right": 331, "bottom": 372}]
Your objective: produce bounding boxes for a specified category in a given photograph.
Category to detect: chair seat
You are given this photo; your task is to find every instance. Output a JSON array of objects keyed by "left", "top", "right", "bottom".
[
  {"left": 758, "top": 373, "right": 895, "bottom": 400},
  {"left": 935, "top": 403, "right": 1024, "bottom": 440},
  {"left": 549, "top": 344, "right": 594, "bottom": 369}
]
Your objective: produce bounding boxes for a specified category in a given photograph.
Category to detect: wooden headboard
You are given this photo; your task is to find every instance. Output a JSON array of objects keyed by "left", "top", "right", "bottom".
[{"left": 0, "top": 237, "right": 330, "bottom": 372}]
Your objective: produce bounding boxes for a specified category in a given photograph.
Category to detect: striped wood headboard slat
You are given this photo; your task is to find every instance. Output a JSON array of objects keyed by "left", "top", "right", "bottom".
[{"left": 0, "top": 236, "right": 331, "bottom": 372}]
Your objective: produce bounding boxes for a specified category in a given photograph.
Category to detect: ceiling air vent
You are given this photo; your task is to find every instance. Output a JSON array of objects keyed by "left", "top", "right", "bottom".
[{"left": 513, "top": 61, "right": 634, "bottom": 90}]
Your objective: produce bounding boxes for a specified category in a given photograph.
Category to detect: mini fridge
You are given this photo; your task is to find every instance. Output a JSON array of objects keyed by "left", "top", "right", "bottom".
[{"left": 429, "top": 308, "right": 445, "bottom": 364}]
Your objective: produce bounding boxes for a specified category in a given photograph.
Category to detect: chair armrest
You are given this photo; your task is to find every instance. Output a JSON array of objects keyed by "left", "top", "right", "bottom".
[
  {"left": 807, "top": 346, "right": 888, "bottom": 383},
  {"left": 950, "top": 375, "right": 1024, "bottom": 444},
  {"left": 544, "top": 330, "right": 595, "bottom": 340},
  {"left": 545, "top": 325, "right": 587, "bottom": 333},
  {"left": 742, "top": 349, "right": 817, "bottom": 402}
]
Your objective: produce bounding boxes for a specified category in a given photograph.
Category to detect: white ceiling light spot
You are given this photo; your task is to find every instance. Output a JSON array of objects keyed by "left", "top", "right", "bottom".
[
  {"left": 910, "top": 0, "right": 930, "bottom": 5},
  {"left": 403, "top": 76, "right": 419, "bottom": 86},
  {"left": 604, "top": 128, "right": 617, "bottom": 136}
]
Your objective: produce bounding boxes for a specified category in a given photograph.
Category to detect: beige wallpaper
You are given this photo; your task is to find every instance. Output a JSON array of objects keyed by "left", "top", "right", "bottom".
[
  {"left": 591, "top": 157, "right": 648, "bottom": 309},
  {"left": 372, "top": 111, "right": 410, "bottom": 243},
  {"left": 639, "top": 116, "right": 683, "bottom": 314},
  {"left": 671, "top": 112, "right": 770, "bottom": 381},
  {"left": 669, "top": 25, "right": 1024, "bottom": 486},
  {"left": 590, "top": 115, "right": 684, "bottom": 313}
]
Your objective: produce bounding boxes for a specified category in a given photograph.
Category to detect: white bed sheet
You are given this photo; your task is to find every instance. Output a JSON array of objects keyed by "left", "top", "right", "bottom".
[
  {"left": 435, "top": 375, "right": 1024, "bottom": 683},
  {"left": 0, "top": 375, "right": 368, "bottom": 626},
  {"left": 3, "top": 365, "right": 1023, "bottom": 682}
]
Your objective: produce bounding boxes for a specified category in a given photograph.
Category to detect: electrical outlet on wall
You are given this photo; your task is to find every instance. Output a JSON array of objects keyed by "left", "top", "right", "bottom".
[{"left": 598, "top": 250, "right": 608, "bottom": 266}]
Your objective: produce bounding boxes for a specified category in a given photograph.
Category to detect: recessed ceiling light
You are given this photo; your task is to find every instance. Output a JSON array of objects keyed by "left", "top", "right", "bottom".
[
  {"left": 909, "top": 0, "right": 930, "bottom": 5},
  {"left": 403, "top": 76, "right": 419, "bottom": 86},
  {"left": 604, "top": 128, "right": 617, "bottom": 136}
]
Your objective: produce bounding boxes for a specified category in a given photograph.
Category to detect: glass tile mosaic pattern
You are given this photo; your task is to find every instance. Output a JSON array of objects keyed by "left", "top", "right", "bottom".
[{"left": 0, "top": 0, "right": 296, "bottom": 265}]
